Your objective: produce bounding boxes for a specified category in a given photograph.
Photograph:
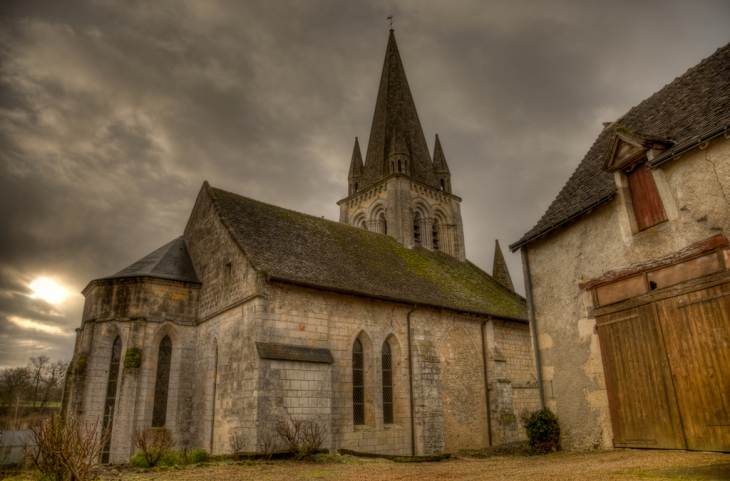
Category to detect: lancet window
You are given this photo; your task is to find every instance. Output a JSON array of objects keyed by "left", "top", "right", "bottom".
[
  {"left": 101, "top": 336, "right": 122, "bottom": 463},
  {"left": 382, "top": 342, "right": 393, "bottom": 424},
  {"left": 353, "top": 339, "right": 365, "bottom": 425},
  {"left": 152, "top": 336, "right": 172, "bottom": 427}
]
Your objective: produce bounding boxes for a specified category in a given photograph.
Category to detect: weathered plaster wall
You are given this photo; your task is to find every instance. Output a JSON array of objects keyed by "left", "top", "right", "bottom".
[{"left": 526, "top": 135, "right": 730, "bottom": 450}]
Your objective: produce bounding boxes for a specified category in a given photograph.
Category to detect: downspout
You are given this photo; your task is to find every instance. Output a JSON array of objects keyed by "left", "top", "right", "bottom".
[
  {"left": 406, "top": 305, "right": 417, "bottom": 456},
  {"left": 480, "top": 319, "right": 493, "bottom": 446},
  {"left": 521, "top": 246, "right": 545, "bottom": 409}
]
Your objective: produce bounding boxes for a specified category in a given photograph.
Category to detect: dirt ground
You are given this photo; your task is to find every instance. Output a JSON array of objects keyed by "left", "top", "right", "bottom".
[{"left": 4, "top": 449, "right": 729, "bottom": 481}]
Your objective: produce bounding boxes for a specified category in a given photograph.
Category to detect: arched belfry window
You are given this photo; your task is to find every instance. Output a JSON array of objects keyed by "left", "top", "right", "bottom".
[
  {"left": 152, "top": 336, "right": 172, "bottom": 427},
  {"left": 382, "top": 342, "right": 393, "bottom": 424},
  {"left": 413, "top": 214, "right": 422, "bottom": 244},
  {"left": 101, "top": 336, "right": 122, "bottom": 464},
  {"left": 398, "top": 160, "right": 402, "bottom": 173},
  {"left": 353, "top": 339, "right": 365, "bottom": 425},
  {"left": 432, "top": 220, "right": 440, "bottom": 250}
]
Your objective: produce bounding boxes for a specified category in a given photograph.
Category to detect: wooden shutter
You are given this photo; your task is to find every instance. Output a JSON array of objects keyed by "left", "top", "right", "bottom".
[{"left": 627, "top": 163, "right": 667, "bottom": 231}]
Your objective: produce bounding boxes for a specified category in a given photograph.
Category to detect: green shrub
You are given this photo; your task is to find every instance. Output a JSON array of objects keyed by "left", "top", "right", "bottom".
[
  {"left": 124, "top": 347, "right": 142, "bottom": 369},
  {"left": 129, "top": 451, "right": 150, "bottom": 467},
  {"left": 190, "top": 449, "right": 209, "bottom": 463},
  {"left": 130, "top": 449, "right": 208, "bottom": 467},
  {"left": 519, "top": 408, "right": 560, "bottom": 455}
]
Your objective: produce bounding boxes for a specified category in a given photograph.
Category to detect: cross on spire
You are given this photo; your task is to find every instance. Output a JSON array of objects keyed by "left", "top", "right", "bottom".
[{"left": 387, "top": 15, "right": 394, "bottom": 30}]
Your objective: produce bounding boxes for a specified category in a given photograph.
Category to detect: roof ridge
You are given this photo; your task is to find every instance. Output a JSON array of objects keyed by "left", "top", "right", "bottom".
[{"left": 210, "top": 184, "right": 398, "bottom": 240}]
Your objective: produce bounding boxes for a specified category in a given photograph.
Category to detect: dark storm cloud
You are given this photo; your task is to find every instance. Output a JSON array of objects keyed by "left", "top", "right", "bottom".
[{"left": 1, "top": 0, "right": 729, "bottom": 367}]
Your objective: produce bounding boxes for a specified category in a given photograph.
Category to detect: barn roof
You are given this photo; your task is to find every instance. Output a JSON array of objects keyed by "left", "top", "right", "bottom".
[
  {"left": 510, "top": 42, "right": 730, "bottom": 251},
  {"left": 205, "top": 183, "right": 527, "bottom": 321}
]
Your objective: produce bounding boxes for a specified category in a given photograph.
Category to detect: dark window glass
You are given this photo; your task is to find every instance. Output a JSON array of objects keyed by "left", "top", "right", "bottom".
[
  {"left": 414, "top": 215, "right": 421, "bottom": 244},
  {"left": 382, "top": 342, "right": 393, "bottom": 424},
  {"left": 152, "top": 336, "right": 172, "bottom": 427},
  {"left": 101, "top": 336, "right": 122, "bottom": 464},
  {"left": 353, "top": 339, "right": 365, "bottom": 425},
  {"left": 432, "top": 223, "right": 440, "bottom": 250}
]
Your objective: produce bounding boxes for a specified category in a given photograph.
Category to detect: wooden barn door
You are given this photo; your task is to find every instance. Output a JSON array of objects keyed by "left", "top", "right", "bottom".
[
  {"left": 654, "top": 284, "right": 730, "bottom": 451},
  {"left": 596, "top": 304, "right": 685, "bottom": 449}
]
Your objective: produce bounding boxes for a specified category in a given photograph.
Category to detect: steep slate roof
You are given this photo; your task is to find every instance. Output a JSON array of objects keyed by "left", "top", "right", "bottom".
[
  {"left": 206, "top": 183, "right": 526, "bottom": 320},
  {"left": 360, "top": 30, "right": 439, "bottom": 190},
  {"left": 510, "top": 42, "right": 730, "bottom": 251},
  {"left": 105, "top": 236, "right": 201, "bottom": 283},
  {"left": 432, "top": 134, "right": 451, "bottom": 175},
  {"left": 347, "top": 137, "right": 363, "bottom": 180},
  {"left": 492, "top": 240, "right": 515, "bottom": 292}
]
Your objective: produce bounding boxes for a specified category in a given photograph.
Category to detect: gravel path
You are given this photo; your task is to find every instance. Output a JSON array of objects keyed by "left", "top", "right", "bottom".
[{"left": 92, "top": 449, "right": 730, "bottom": 481}]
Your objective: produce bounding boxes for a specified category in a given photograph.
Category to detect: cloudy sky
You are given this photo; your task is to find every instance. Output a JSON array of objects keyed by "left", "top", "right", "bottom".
[{"left": 1, "top": 0, "right": 729, "bottom": 368}]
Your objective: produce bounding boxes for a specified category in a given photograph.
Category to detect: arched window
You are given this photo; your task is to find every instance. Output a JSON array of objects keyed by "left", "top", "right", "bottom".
[
  {"left": 353, "top": 339, "right": 364, "bottom": 425},
  {"left": 152, "top": 336, "right": 172, "bottom": 427},
  {"left": 440, "top": 179, "right": 445, "bottom": 191},
  {"left": 101, "top": 336, "right": 122, "bottom": 464},
  {"left": 398, "top": 160, "right": 402, "bottom": 173},
  {"left": 432, "top": 220, "right": 440, "bottom": 250},
  {"left": 413, "top": 214, "right": 421, "bottom": 244},
  {"left": 382, "top": 342, "right": 393, "bottom": 424},
  {"left": 354, "top": 183, "right": 359, "bottom": 193}
]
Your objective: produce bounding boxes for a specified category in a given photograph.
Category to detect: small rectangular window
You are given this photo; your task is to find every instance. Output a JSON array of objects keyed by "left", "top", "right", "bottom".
[
  {"left": 626, "top": 163, "right": 667, "bottom": 231},
  {"left": 224, "top": 262, "right": 232, "bottom": 287}
]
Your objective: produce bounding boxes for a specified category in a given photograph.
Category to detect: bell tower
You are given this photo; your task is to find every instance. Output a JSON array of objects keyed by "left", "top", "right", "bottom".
[{"left": 337, "top": 30, "right": 466, "bottom": 261}]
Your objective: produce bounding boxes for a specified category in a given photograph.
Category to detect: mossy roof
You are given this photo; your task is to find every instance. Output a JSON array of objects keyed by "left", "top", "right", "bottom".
[{"left": 208, "top": 184, "right": 526, "bottom": 320}]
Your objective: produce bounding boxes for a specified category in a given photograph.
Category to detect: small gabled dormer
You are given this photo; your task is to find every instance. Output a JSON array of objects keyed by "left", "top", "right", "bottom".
[{"left": 603, "top": 127, "right": 674, "bottom": 232}]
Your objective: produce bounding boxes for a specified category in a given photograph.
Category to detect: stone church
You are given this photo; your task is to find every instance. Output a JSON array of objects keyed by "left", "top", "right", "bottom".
[{"left": 62, "top": 30, "right": 539, "bottom": 463}]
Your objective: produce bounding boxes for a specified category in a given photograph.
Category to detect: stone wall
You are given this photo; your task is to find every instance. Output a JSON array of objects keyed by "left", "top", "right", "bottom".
[
  {"left": 81, "top": 278, "right": 200, "bottom": 324},
  {"left": 525, "top": 135, "right": 730, "bottom": 450},
  {"left": 338, "top": 175, "right": 466, "bottom": 260}
]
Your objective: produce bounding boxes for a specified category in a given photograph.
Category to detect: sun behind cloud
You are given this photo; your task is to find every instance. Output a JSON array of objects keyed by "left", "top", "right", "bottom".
[{"left": 29, "top": 278, "right": 67, "bottom": 304}]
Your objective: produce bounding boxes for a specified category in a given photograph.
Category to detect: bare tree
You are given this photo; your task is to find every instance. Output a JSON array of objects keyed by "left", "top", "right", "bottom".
[
  {"left": 299, "top": 420, "right": 328, "bottom": 458},
  {"left": 228, "top": 429, "right": 246, "bottom": 456},
  {"left": 131, "top": 427, "right": 175, "bottom": 467},
  {"left": 41, "top": 359, "right": 68, "bottom": 408},
  {"left": 257, "top": 426, "right": 279, "bottom": 460},
  {"left": 28, "top": 355, "right": 50, "bottom": 408},
  {"left": 276, "top": 417, "right": 304, "bottom": 457},
  {"left": 25, "top": 413, "right": 108, "bottom": 481},
  {"left": 0, "top": 366, "right": 30, "bottom": 409}
]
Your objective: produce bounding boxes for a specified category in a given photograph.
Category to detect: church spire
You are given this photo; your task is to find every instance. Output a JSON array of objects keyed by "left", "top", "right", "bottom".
[
  {"left": 432, "top": 134, "right": 452, "bottom": 193},
  {"left": 492, "top": 240, "right": 515, "bottom": 292},
  {"left": 360, "top": 30, "right": 437, "bottom": 189},
  {"left": 348, "top": 137, "right": 364, "bottom": 195}
]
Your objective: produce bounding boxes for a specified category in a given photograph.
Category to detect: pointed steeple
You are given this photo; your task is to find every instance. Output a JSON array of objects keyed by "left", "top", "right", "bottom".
[
  {"left": 360, "top": 30, "right": 437, "bottom": 189},
  {"left": 348, "top": 137, "right": 364, "bottom": 195},
  {"left": 432, "top": 134, "right": 452, "bottom": 193},
  {"left": 492, "top": 240, "right": 515, "bottom": 292}
]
